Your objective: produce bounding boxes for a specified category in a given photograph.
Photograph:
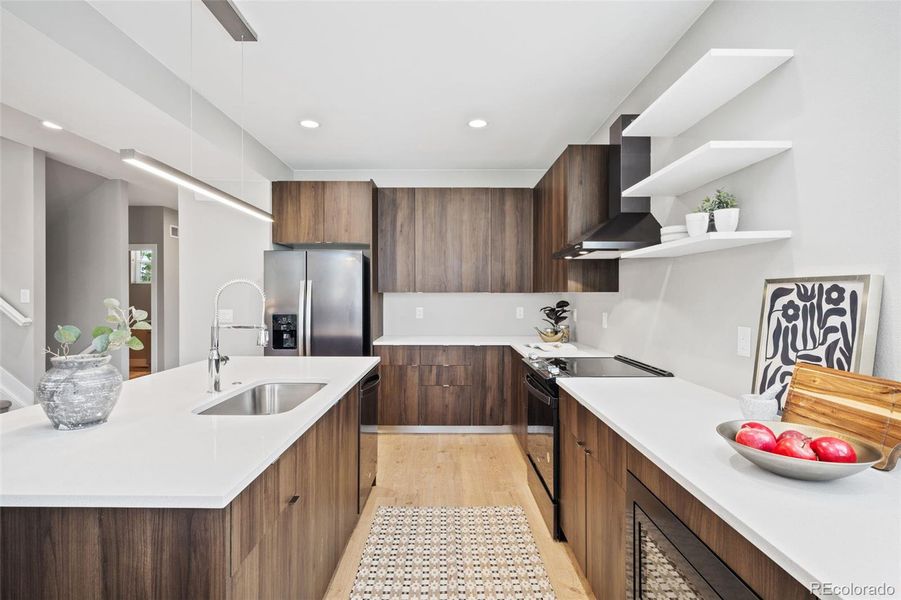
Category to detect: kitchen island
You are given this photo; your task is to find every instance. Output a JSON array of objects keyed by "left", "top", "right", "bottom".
[
  {"left": 559, "top": 376, "right": 901, "bottom": 600},
  {"left": 0, "top": 356, "right": 379, "bottom": 599}
]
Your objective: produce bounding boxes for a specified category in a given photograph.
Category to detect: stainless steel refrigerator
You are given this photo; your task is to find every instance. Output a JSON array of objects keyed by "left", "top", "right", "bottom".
[{"left": 264, "top": 249, "right": 371, "bottom": 356}]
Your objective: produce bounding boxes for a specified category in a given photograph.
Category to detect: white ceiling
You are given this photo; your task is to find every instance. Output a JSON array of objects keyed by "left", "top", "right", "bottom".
[{"left": 87, "top": 0, "right": 710, "bottom": 172}]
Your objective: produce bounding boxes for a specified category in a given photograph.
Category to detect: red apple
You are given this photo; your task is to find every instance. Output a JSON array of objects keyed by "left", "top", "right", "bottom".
[
  {"left": 809, "top": 437, "right": 857, "bottom": 463},
  {"left": 776, "top": 429, "right": 810, "bottom": 443},
  {"left": 735, "top": 427, "right": 777, "bottom": 452},
  {"left": 741, "top": 422, "right": 776, "bottom": 438},
  {"left": 773, "top": 437, "right": 818, "bottom": 461}
]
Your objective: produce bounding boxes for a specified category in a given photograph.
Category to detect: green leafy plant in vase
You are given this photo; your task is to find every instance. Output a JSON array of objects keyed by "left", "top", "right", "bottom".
[
  {"left": 699, "top": 189, "right": 740, "bottom": 233},
  {"left": 38, "top": 298, "right": 151, "bottom": 430},
  {"left": 536, "top": 300, "right": 571, "bottom": 343}
]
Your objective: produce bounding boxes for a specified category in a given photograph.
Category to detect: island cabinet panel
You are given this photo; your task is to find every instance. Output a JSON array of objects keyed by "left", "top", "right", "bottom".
[
  {"left": 377, "top": 188, "right": 416, "bottom": 292},
  {"left": 230, "top": 460, "right": 280, "bottom": 574},
  {"left": 272, "top": 181, "right": 375, "bottom": 245},
  {"left": 559, "top": 414, "right": 587, "bottom": 572},
  {"left": 507, "top": 347, "right": 528, "bottom": 454}
]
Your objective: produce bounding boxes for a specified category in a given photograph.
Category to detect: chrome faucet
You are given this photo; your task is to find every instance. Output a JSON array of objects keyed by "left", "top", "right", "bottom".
[{"left": 208, "top": 279, "right": 269, "bottom": 393}]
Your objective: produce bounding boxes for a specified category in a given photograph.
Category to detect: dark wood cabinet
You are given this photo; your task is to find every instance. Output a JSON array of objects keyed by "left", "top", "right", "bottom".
[
  {"left": 507, "top": 347, "right": 528, "bottom": 454},
  {"left": 376, "top": 346, "right": 420, "bottom": 426},
  {"left": 489, "top": 188, "right": 533, "bottom": 292},
  {"left": 272, "top": 181, "right": 375, "bottom": 245},
  {"left": 473, "top": 346, "right": 507, "bottom": 426},
  {"left": 419, "top": 385, "right": 472, "bottom": 426},
  {"left": 377, "top": 188, "right": 416, "bottom": 292},
  {"left": 0, "top": 390, "right": 361, "bottom": 600},
  {"left": 559, "top": 412, "right": 587, "bottom": 572},
  {"left": 532, "top": 146, "right": 619, "bottom": 292}
]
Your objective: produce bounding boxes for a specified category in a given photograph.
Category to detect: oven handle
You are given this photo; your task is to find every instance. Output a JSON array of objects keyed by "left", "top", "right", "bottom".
[{"left": 524, "top": 374, "right": 554, "bottom": 406}]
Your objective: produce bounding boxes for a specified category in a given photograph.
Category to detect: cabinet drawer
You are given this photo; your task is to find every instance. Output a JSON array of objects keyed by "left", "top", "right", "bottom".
[
  {"left": 419, "top": 365, "right": 472, "bottom": 386},
  {"left": 376, "top": 345, "right": 420, "bottom": 366},
  {"left": 419, "top": 385, "right": 472, "bottom": 425},
  {"left": 419, "top": 345, "right": 472, "bottom": 366}
]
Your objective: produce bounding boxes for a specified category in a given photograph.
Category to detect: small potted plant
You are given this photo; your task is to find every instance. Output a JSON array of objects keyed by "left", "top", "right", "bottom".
[
  {"left": 700, "top": 189, "right": 740, "bottom": 233},
  {"left": 684, "top": 205, "right": 710, "bottom": 237},
  {"left": 38, "top": 298, "right": 150, "bottom": 430},
  {"left": 536, "top": 300, "right": 571, "bottom": 343}
]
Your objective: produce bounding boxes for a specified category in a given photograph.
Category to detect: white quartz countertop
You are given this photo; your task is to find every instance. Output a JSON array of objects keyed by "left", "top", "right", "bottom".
[
  {"left": 0, "top": 356, "right": 379, "bottom": 509},
  {"left": 558, "top": 376, "right": 901, "bottom": 599},
  {"left": 373, "top": 335, "right": 612, "bottom": 358}
]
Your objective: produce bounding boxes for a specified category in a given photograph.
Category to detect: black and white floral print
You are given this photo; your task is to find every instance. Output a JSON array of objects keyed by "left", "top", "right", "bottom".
[{"left": 757, "top": 281, "right": 861, "bottom": 404}]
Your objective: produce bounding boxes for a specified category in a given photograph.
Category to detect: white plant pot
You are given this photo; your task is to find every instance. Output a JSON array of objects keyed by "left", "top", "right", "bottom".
[
  {"left": 714, "top": 208, "right": 740, "bottom": 233},
  {"left": 684, "top": 212, "right": 709, "bottom": 237}
]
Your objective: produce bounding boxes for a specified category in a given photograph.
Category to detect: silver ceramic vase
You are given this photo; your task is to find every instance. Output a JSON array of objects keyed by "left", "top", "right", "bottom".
[{"left": 37, "top": 354, "right": 123, "bottom": 430}]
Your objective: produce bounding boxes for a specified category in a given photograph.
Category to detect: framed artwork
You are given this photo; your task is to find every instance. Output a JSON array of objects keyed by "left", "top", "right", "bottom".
[{"left": 752, "top": 274, "right": 883, "bottom": 405}]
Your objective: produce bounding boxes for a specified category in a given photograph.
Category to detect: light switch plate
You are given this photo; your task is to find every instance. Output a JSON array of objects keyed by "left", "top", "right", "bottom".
[
  {"left": 602, "top": 312, "right": 608, "bottom": 329},
  {"left": 217, "top": 309, "right": 234, "bottom": 324},
  {"left": 415, "top": 307, "right": 424, "bottom": 319},
  {"left": 515, "top": 307, "right": 524, "bottom": 319},
  {"left": 737, "top": 326, "right": 752, "bottom": 357},
  {"left": 19, "top": 289, "right": 30, "bottom": 304}
]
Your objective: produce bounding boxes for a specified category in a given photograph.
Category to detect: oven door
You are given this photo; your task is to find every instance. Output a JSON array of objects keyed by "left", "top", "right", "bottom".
[{"left": 525, "top": 373, "right": 557, "bottom": 501}]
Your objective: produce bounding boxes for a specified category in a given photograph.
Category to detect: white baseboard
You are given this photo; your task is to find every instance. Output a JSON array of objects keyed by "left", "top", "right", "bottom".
[
  {"left": 378, "top": 425, "right": 514, "bottom": 434},
  {"left": 0, "top": 365, "right": 34, "bottom": 408}
]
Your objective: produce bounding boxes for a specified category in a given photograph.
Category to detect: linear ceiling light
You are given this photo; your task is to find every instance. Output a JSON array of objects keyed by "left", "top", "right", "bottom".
[
  {"left": 201, "top": 0, "right": 257, "bottom": 42},
  {"left": 120, "top": 149, "right": 273, "bottom": 223}
]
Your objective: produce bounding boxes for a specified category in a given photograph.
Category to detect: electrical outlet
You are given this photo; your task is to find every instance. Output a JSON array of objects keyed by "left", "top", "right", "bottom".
[
  {"left": 515, "top": 307, "right": 524, "bottom": 319},
  {"left": 19, "top": 289, "right": 30, "bottom": 304},
  {"left": 217, "top": 309, "right": 234, "bottom": 324},
  {"left": 572, "top": 308, "right": 578, "bottom": 323},
  {"left": 415, "top": 307, "right": 424, "bottom": 320},
  {"left": 737, "top": 326, "right": 752, "bottom": 357},
  {"left": 602, "top": 312, "right": 608, "bottom": 329}
]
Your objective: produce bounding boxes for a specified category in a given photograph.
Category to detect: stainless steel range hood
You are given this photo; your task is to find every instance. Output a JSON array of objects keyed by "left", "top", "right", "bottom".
[{"left": 553, "top": 115, "right": 660, "bottom": 259}]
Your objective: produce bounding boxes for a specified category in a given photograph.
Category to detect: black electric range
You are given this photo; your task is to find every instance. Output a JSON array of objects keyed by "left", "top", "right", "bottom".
[{"left": 523, "top": 355, "right": 672, "bottom": 540}]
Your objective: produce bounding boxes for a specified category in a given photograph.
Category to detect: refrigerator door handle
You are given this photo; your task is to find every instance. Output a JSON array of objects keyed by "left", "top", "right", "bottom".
[
  {"left": 304, "top": 279, "right": 313, "bottom": 356},
  {"left": 297, "top": 279, "right": 307, "bottom": 356}
]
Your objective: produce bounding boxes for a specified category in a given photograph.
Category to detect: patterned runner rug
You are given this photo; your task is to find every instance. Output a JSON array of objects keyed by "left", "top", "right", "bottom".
[{"left": 350, "top": 506, "right": 557, "bottom": 600}]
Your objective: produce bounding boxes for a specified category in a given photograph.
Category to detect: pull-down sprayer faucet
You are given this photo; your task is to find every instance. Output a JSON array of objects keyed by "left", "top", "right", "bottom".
[{"left": 208, "top": 279, "right": 269, "bottom": 392}]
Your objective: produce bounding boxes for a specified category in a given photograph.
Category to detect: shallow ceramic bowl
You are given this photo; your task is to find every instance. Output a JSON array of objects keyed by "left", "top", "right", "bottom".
[{"left": 716, "top": 420, "right": 883, "bottom": 481}]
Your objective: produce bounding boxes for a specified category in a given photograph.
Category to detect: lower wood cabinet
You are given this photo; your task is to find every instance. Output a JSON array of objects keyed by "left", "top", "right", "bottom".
[
  {"left": 508, "top": 347, "right": 528, "bottom": 455},
  {"left": 558, "top": 391, "right": 809, "bottom": 600},
  {"left": 0, "top": 391, "right": 361, "bottom": 600},
  {"left": 376, "top": 345, "right": 511, "bottom": 427}
]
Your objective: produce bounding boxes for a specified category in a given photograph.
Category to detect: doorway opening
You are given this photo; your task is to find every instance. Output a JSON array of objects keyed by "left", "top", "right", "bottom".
[{"left": 128, "top": 245, "right": 158, "bottom": 379}]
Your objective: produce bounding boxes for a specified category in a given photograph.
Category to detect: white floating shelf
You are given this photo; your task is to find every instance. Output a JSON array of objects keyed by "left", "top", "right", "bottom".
[
  {"left": 621, "top": 231, "right": 792, "bottom": 259},
  {"left": 622, "top": 140, "right": 792, "bottom": 197},
  {"left": 622, "top": 49, "right": 793, "bottom": 137}
]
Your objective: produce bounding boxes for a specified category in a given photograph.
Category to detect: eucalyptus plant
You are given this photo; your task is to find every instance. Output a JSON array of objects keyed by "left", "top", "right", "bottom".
[
  {"left": 699, "top": 189, "right": 738, "bottom": 213},
  {"left": 45, "top": 298, "right": 151, "bottom": 358}
]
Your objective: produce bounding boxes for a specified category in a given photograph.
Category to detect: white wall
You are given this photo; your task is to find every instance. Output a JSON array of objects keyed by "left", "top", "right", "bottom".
[
  {"left": 383, "top": 293, "right": 567, "bottom": 337},
  {"left": 0, "top": 138, "right": 46, "bottom": 398},
  {"left": 574, "top": 1, "right": 900, "bottom": 395},
  {"left": 178, "top": 181, "right": 272, "bottom": 365},
  {"left": 295, "top": 169, "right": 545, "bottom": 188},
  {"left": 46, "top": 162, "right": 130, "bottom": 376}
]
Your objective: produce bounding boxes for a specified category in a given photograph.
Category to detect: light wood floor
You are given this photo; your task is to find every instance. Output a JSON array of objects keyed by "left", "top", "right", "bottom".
[{"left": 325, "top": 434, "right": 592, "bottom": 600}]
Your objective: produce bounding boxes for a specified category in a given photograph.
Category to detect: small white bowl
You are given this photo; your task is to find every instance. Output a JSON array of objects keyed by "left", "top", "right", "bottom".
[{"left": 739, "top": 393, "right": 779, "bottom": 420}]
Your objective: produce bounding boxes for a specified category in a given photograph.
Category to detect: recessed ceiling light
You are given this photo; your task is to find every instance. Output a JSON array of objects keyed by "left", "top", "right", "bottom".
[
  {"left": 299, "top": 120, "right": 320, "bottom": 129},
  {"left": 468, "top": 119, "right": 488, "bottom": 129},
  {"left": 42, "top": 120, "right": 63, "bottom": 130}
]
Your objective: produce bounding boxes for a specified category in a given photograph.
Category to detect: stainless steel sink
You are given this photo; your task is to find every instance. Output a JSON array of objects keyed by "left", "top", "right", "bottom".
[{"left": 197, "top": 382, "right": 326, "bottom": 416}]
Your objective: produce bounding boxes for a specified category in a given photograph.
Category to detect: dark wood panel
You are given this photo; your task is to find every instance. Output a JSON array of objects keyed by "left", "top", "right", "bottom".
[
  {"left": 230, "top": 460, "right": 279, "bottom": 575},
  {"left": 559, "top": 423, "right": 587, "bottom": 574},
  {"left": 322, "top": 181, "right": 374, "bottom": 244},
  {"left": 337, "top": 389, "right": 360, "bottom": 550},
  {"left": 453, "top": 188, "right": 491, "bottom": 292},
  {"left": 419, "top": 365, "right": 472, "bottom": 386},
  {"left": 567, "top": 260, "right": 619, "bottom": 293},
  {"left": 377, "top": 365, "right": 419, "bottom": 426},
  {"left": 626, "top": 445, "right": 809, "bottom": 599},
  {"left": 419, "top": 345, "right": 472, "bottom": 366},
  {"left": 272, "top": 181, "right": 324, "bottom": 244},
  {"left": 414, "top": 188, "right": 454, "bottom": 292},
  {"left": 375, "top": 344, "right": 420, "bottom": 366},
  {"left": 586, "top": 453, "right": 626, "bottom": 599},
  {"left": 508, "top": 348, "right": 528, "bottom": 454},
  {"left": 472, "top": 346, "right": 507, "bottom": 426},
  {"left": 564, "top": 145, "right": 609, "bottom": 243},
  {"left": 419, "top": 385, "right": 472, "bottom": 426},
  {"left": 489, "top": 188, "right": 533, "bottom": 292},
  {"left": 377, "top": 188, "right": 416, "bottom": 292}
]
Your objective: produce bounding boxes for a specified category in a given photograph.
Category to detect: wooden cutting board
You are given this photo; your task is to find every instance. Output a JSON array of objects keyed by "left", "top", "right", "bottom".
[{"left": 783, "top": 362, "right": 901, "bottom": 470}]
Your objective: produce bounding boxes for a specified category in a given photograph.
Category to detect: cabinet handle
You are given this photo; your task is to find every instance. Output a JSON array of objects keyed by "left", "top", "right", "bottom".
[
  {"left": 288, "top": 495, "right": 300, "bottom": 505},
  {"left": 576, "top": 440, "right": 585, "bottom": 447},
  {"left": 584, "top": 449, "right": 592, "bottom": 456},
  {"left": 442, "top": 384, "right": 450, "bottom": 388}
]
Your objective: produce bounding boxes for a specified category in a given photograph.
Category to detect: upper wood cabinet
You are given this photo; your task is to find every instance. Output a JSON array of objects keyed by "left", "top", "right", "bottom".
[
  {"left": 377, "top": 187, "right": 532, "bottom": 293},
  {"left": 377, "top": 188, "right": 416, "bottom": 292},
  {"left": 415, "top": 188, "right": 491, "bottom": 293},
  {"left": 272, "top": 181, "right": 375, "bottom": 245},
  {"left": 532, "top": 145, "right": 619, "bottom": 292}
]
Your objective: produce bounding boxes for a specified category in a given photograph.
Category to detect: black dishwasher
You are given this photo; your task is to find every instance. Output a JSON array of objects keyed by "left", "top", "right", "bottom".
[{"left": 359, "top": 368, "right": 380, "bottom": 512}]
